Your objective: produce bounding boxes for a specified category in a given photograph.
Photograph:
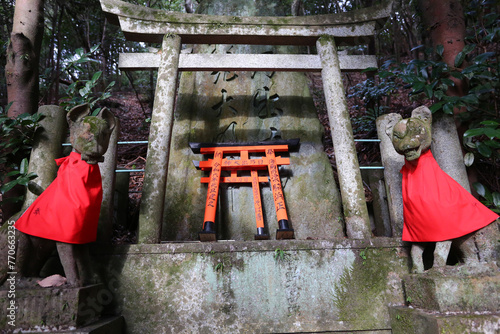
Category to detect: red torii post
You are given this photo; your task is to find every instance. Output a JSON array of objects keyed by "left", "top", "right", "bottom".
[{"left": 190, "top": 139, "right": 299, "bottom": 242}]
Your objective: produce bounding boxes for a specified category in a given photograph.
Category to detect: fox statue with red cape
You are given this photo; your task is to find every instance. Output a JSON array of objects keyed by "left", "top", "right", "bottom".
[
  {"left": 390, "top": 106, "right": 498, "bottom": 273},
  {"left": 15, "top": 104, "right": 116, "bottom": 286}
]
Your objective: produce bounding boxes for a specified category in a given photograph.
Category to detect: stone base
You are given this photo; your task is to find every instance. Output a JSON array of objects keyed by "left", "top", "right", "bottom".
[
  {"left": 389, "top": 306, "right": 500, "bottom": 334},
  {"left": 403, "top": 263, "right": 500, "bottom": 313},
  {"left": 0, "top": 281, "right": 104, "bottom": 330},
  {"left": 94, "top": 238, "right": 409, "bottom": 333},
  {"left": 14, "top": 316, "right": 125, "bottom": 334}
]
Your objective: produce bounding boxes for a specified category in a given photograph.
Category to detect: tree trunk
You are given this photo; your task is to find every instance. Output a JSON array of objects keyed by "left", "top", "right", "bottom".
[
  {"left": 3, "top": 0, "right": 44, "bottom": 220},
  {"left": 418, "top": 0, "right": 466, "bottom": 99},
  {"left": 417, "top": 0, "right": 478, "bottom": 192},
  {"left": 6, "top": 0, "right": 44, "bottom": 118}
]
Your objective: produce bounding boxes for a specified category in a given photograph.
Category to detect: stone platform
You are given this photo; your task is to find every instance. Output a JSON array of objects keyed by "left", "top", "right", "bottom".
[
  {"left": 0, "top": 280, "right": 124, "bottom": 333},
  {"left": 93, "top": 238, "right": 409, "bottom": 333},
  {"left": 390, "top": 263, "right": 500, "bottom": 334},
  {"left": 0, "top": 281, "right": 103, "bottom": 330},
  {"left": 403, "top": 264, "right": 500, "bottom": 313},
  {"left": 390, "top": 306, "right": 500, "bottom": 334}
]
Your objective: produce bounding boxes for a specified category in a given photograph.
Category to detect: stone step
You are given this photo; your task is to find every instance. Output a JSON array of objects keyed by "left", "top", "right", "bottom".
[
  {"left": 403, "top": 264, "right": 500, "bottom": 313},
  {"left": 389, "top": 306, "right": 500, "bottom": 334},
  {"left": 13, "top": 316, "right": 125, "bottom": 334},
  {"left": 0, "top": 281, "right": 105, "bottom": 330}
]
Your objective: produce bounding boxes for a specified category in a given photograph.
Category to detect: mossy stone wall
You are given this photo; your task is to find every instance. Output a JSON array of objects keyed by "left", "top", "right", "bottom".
[{"left": 94, "top": 239, "right": 409, "bottom": 333}]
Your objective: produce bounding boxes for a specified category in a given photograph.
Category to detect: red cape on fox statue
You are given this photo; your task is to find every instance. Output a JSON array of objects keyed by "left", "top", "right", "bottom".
[{"left": 15, "top": 151, "right": 103, "bottom": 244}]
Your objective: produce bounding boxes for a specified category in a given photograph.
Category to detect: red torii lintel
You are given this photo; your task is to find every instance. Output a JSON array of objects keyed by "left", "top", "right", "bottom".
[{"left": 190, "top": 139, "right": 299, "bottom": 242}]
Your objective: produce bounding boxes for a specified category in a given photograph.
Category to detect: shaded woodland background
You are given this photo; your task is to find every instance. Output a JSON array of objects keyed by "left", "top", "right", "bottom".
[{"left": 1, "top": 0, "right": 499, "bottom": 243}]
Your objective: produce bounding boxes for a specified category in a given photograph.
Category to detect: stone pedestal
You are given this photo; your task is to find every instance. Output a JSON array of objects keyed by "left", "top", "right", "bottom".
[
  {"left": 390, "top": 264, "right": 500, "bottom": 333},
  {"left": 390, "top": 306, "right": 500, "bottom": 334},
  {"left": 403, "top": 265, "right": 500, "bottom": 313},
  {"left": 0, "top": 283, "right": 107, "bottom": 331}
]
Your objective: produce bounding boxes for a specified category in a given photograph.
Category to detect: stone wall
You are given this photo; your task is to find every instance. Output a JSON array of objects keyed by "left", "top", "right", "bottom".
[{"left": 94, "top": 238, "right": 409, "bottom": 333}]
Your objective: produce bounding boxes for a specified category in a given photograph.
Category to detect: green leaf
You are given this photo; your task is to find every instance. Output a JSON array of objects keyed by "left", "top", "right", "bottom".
[
  {"left": 477, "top": 142, "right": 493, "bottom": 157},
  {"left": 463, "top": 137, "right": 476, "bottom": 149},
  {"left": 443, "top": 103, "right": 454, "bottom": 115},
  {"left": 91, "top": 108, "right": 102, "bottom": 116},
  {"left": 473, "top": 52, "right": 495, "bottom": 64},
  {"left": 434, "top": 89, "right": 445, "bottom": 100},
  {"left": 460, "top": 94, "right": 479, "bottom": 105},
  {"left": 483, "top": 127, "right": 500, "bottom": 139},
  {"left": 455, "top": 51, "right": 466, "bottom": 67},
  {"left": 464, "top": 128, "right": 485, "bottom": 137},
  {"left": 473, "top": 182, "right": 488, "bottom": 198},
  {"left": 20, "top": 158, "right": 29, "bottom": 174},
  {"left": 91, "top": 71, "right": 102, "bottom": 83},
  {"left": 430, "top": 101, "right": 446, "bottom": 113},
  {"left": 90, "top": 44, "right": 100, "bottom": 53},
  {"left": 436, "top": 44, "right": 444, "bottom": 57},
  {"left": 464, "top": 152, "right": 474, "bottom": 167},
  {"left": 480, "top": 120, "right": 499, "bottom": 127},
  {"left": 493, "top": 192, "right": 500, "bottom": 207},
  {"left": 463, "top": 44, "right": 476, "bottom": 55},
  {"left": 413, "top": 81, "right": 425, "bottom": 91},
  {"left": 484, "top": 140, "right": 500, "bottom": 148},
  {"left": 5, "top": 170, "right": 20, "bottom": 177},
  {"left": 441, "top": 78, "right": 455, "bottom": 86},
  {"left": 1, "top": 179, "right": 20, "bottom": 193},
  {"left": 424, "top": 85, "right": 433, "bottom": 98},
  {"left": 450, "top": 71, "right": 464, "bottom": 80},
  {"left": 16, "top": 176, "right": 31, "bottom": 186}
]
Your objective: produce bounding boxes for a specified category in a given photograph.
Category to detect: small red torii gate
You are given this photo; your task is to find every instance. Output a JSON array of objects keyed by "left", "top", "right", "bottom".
[{"left": 190, "top": 139, "right": 299, "bottom": 241}]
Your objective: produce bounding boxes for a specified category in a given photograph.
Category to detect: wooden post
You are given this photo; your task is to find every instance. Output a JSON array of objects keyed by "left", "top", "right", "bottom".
[{"left": 199, "top": 149, "right": 223, "bottom": 241}]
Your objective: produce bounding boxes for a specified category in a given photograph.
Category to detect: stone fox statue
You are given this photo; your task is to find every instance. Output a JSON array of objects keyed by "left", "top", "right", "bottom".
[
  {"left": 390, "top": 106, "right": 498, "bottom": 273},
  {"left": 15, "top": 104, "right": 116, "bottom": 286}
]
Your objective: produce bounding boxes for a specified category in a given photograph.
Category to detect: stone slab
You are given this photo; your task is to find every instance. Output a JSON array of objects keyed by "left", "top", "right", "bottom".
[
  {"left": 101, "top": 0, "right": 392, "bottom": 45},
  {"left": 389, "top": 306, "right": 500, "bottom": 334},
  {"left": 119, "top": 53, "right": 377, "bottom": 72},
  {"left": 8, "top": 316, "right": 125, "bottom": 334},
  {"left": 93, "top": 238, "right": 409, "bottom": 334},
  {"left": 0, "top": 283, "right": 104, "bottom": 331},
  {"left": 403, "top": 264, "right": 500, "bottom": 313}
]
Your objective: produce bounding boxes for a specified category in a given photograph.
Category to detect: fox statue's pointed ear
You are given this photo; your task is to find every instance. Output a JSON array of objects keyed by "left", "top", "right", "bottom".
[
  {"left": 385, "top": 113, "right": 403, "bottom": 137},
  {"left": 97, "top": 107, "right": 116, "bottom": 132},
  {"left": 411, "top": 106, "right": 432, "bottom": 126},
  {"left": 67, "top": 104, "right": 90, "bottom": 126}
]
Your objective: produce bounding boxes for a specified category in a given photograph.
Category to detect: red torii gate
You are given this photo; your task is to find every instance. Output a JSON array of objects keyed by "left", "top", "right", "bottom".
[{"left": 190, "top": 139, "right": 299, "bottom": 241}]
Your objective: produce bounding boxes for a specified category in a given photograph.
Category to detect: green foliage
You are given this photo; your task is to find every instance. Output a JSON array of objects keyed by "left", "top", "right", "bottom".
[
  {"left": 359, "top": 248, "right": 368, "bottom": 265},
  {"left": 464, "top": 120, "right": 500, "bottom": 161},
  {"left": 59, "top": 45, "right": 115, "bottom": 113},
  {"left": 274, "top": 248, "right": 289, "bottom": 262},
  {"left": 365, "top": 43, "right": 498, "bottom": 117},
  {"left": 348, "top": 75, "right": 396, "bottom": 133},
  {"left": 1, "top": 158, "right": 38, "bottom": 198},
  {"left": 473, "top": 182, "right": 500, "bottom": 214},
  {"left": 464, "top": 120, "right": 500, "bottom": 213},
  {"left": 214, "top": 262, "right": 225, "bottom": 273},
  {"left": 0, "top": 107, "right": 43, "bottom": 204},
  {"left": 349, "top": 0, "right": 500, "bottom": 207}
]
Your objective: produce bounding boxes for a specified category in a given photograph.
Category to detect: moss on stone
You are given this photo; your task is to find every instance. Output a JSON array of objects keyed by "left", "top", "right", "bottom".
[{"left": 333, "top": 248, "right": 402, "bottom": 328}]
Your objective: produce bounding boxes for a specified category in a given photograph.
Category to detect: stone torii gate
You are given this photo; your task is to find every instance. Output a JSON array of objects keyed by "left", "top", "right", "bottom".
[{"left": 100, "top": 0, "right": 393, "bottom": 243}]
